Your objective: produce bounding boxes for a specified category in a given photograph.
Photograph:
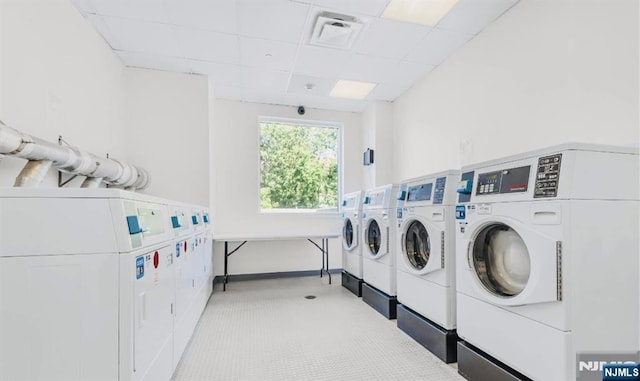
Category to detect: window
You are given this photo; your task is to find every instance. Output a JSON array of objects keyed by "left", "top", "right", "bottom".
[{"left": 259, "top": 117, "right": 341, "bottom": 211}]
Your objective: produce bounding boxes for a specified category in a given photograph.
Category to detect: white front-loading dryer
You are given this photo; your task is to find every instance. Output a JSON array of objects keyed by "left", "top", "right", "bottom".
[
  {"left": 341, "top": 190, "right": 365, "bottom": 279},
  {"left": 341, "top": 190, "right": 365, "bottom": 296},
  {"left": 396, "top": 170, "right": 459, "bottom": 333},
  {"left": 362, "top": 184, "right": 399, "bottom": 295},
  {"left": 454, "top": 143, "right": 639, "bottom": 381}
]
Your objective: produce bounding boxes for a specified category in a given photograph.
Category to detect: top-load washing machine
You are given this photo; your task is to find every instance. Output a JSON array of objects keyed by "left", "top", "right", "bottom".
[
  {"left": 395, "top": 170, "right": 460, "bottom": 363},
  {"left": 454, "top": 143, "right": 639, "bottom": 381},
  {"left": 362, "top": 184, "right": 400, "bottom": 319},
  {"left": 341, "top": 190, "right": 365, "bottom": 296}
]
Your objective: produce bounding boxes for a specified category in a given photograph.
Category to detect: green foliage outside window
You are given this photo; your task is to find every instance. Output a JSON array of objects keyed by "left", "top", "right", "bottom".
[{"left": 260, "top": 121, "right": 339, "bottom": 210}]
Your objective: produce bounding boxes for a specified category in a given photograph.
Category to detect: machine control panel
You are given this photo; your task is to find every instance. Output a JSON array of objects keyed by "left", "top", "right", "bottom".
[
  {"left": 433, "top": 176, "right": 447, "bottom": 205},
  {"left": 407, "top": 182, "right": 432, "bottom": 202},
  {"left": 534, "top": 153, "right": 562, "bottom": 198},
  {"left": 476, "top": 165, "right": 530, "bottom": 195},
  {"left": 366, "top": 190, "right": 386, "bottom": 206}
]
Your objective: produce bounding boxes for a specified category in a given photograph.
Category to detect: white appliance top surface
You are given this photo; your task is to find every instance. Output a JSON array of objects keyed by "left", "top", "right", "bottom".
[
  {"left": 461, "top": 142, "right": 639, "bottom": 171},
  {"left": 212, "top": 233, "right": 340, "bottom": 241}
]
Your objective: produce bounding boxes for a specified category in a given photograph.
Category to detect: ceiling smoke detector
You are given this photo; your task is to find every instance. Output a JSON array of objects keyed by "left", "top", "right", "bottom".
[{"left": 309, "top": 11, "right": 364, "bottom": 50}]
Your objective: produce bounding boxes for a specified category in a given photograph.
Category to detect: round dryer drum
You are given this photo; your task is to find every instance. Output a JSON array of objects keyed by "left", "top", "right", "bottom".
[
  {"left": 343, "top": 218, "right": 354, "bottom": 249},
  {"left": 471, "top": 223, "right": 531, "bottom": 297},
  {"left": 367, "top": 220, "right": 381, "bottom": 255},
  {"left": 403, "top": 220, "right": 430, "bottom": 270}
]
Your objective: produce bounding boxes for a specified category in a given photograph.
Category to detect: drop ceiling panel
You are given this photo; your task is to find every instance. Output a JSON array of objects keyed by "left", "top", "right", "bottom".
[
  {"left": 117, "top": 51, "right": 191, "bottom": 73},
  {"left": 100, "top": 16, "right": 182, "bottom": 57},
  {"left": 188, "top": 61, "right": 242, "bottom": 87},
  {"left": 307, "top": 0, "right": 390, "bottom": 17},
  {"left": 175, "top": 28, "right": 240, "bottom": 64},
  {"left": 237, "top": 0, "right": 310, "bottom": 43},
  {"left": 287, "top": 74, "right": 335, "bottom": 96},
  {"left": 354, "top": 18, "right": 431, "bottom": 59},
  {"left": 293, "top": 45, "right": 353, "bottom": 78},
  {"left": 72, "top": 0, "right": 522, "bottom": 112},
  {"left": 240, "top": 37, "right": 298, "bottom": 71},
  {"left": 405, "top": 28, "right": 473, "bottom": 66},
  {"left": 241, "top": 67, "right": 290, "bottom": 92},
  {"left": 339, "top": 54, "right": 395, "bottom": 83},
  {"left": 89, "top": 0, "right": 169, "bottom": 23},
  {"left": 166, "top": 0, "right": 237, "bottom": 33},
  {"left": 439, "top": 0, "right": 518, "bottom": 35}
]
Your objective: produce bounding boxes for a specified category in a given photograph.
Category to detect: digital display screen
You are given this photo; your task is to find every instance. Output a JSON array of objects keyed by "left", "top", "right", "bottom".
[{"left": 407, "top": 183, "right": 433, "bottom": 202}]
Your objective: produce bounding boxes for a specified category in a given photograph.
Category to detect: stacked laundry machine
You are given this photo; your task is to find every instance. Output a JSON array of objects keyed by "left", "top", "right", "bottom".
[
  {"left": 341, "top": 190, "right": 365, "bottom": 296},
  {"left": 0, "top": 188, "right": 212, "bottom": 381},
  {"left": 361, "top": 184, "right": 400, "bottom": 319},
  {"left": 395, "top": 170, "right": 460, "bottom": 363},
  {"left": 454, "top": 143, "right": 639, "bottom": 381}
]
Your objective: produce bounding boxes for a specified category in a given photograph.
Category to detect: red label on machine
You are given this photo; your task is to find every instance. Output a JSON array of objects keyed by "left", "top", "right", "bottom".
[{"left": 153, "top": 251, "right": 159, "bottom": 269}]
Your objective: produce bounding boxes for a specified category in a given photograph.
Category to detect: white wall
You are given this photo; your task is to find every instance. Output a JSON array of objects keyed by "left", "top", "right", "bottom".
[
  {"left": 393, "top": 0, "right": 639, "bottom": 181},
  {"left": 211, "top": 99, "right": 362, "bottom": 275},
  {"left": 124, "top": 68, "right": 210, "bottom": 206},
  {"left": 362, "top": 101, "right": 394, "bottom": 189},
  {"left": 0, "top": 0, "right": 127, "bottom": 187}
]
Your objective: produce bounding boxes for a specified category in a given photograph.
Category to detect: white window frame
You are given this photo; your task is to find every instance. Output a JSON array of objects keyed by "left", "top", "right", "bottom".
[{"left": 258, "top": 116, "right": 343, "bottom": 214}]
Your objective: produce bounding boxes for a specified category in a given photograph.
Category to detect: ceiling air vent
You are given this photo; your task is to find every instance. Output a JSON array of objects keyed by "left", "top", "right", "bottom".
[{"left": 309, "top": 11, "right": 363, "bottom": 50}]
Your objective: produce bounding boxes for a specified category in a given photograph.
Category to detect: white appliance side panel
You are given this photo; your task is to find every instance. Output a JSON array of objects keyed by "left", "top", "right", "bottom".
[
  {"left": 457, "top": 293, "right": 572, "bottom": 381},
  {"left": 568, "top": 200, "right": 639, "bottom": 353},
  {"left": 567, "top": 150, "right": 639, "bottom": 200},
  {"left": 397, "top": 271, "right": 456, "bottom": 329},
  {"left": 0, "top": 198, "right": 118, "bottom": 256},
  {"left": 0, "top": 253, "right": 119, "bottom": 381},
  {"left": 343, "top": 250, "right": 363, "bottom": 279},
  {"left": 363, "top": 258, "right": 396, "bottom": 296}
]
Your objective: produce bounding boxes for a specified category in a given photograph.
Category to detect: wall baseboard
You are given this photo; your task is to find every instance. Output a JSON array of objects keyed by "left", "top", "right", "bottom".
[{"left": 213, "top": 268, "right": 342, "bottom": 284}]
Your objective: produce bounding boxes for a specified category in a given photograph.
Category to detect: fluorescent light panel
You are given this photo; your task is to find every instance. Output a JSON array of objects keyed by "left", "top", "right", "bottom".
[
  {"left": 330, "top": 80, "right": 376, "bottom": 100},
  {"left": 382, "top": 0, "right": 459, "bottom": 26}
]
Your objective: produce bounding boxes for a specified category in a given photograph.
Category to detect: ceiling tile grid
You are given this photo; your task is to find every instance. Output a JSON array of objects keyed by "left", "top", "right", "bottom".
[{"left": 70, "top": 0, "right": 521, "bottom": 112}]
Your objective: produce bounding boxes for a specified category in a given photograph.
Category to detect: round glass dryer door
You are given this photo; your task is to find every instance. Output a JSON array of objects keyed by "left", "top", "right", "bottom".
[
  {"left": 343, "top": 219, "right": 354, "bottom": 248},
  {"left": 404, "top": 220, "right": 430, "bottom": 270},
  {"left": 367, "top": 220, "right": 381, "bottom": 255},
  {"left": 472, "top": 224, "right": 531, "bottom": 297}
]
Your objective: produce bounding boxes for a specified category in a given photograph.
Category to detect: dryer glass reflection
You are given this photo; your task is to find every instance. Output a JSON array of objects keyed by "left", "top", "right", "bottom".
[
  {"left": 343, "top": 219, "right": 353, "bottom": 248},
  {"left": 404, "top": 220, "right": 430, "bottom": 270},
  {"left": 472, "top": 223, "right": 531, "bottom": 297},
  {"left": 367, "top": 220, "right": 381, "bottom": 255}
]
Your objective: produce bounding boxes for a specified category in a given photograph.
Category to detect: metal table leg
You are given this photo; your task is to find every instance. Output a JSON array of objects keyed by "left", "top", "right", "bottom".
[{"left": 223, "top": 240, "right": 248, "bottom": 292}]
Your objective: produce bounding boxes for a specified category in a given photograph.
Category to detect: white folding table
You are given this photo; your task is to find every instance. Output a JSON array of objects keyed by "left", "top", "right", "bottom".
[{"left": 212, "top": 233, "right": 340, "bottom": 291}]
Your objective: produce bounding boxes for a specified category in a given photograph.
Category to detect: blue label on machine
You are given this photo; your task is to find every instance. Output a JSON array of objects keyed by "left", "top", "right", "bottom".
[
  {"left": 455, "top": 205, "right": 466, "bottom": 220},
  {"left": 175, "top": 242, "right": 181, "bottom": 258},
  {"left": 136, "top": 256, "right": 145, "bottom": 279},
  {"left": 396, "top": 208, "right": 403, "bottom": 219},
  {"left": 192, "top": 215, "right": 199, "bottom": 225}
]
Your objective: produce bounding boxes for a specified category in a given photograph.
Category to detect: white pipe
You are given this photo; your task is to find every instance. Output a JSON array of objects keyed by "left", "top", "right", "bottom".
[{"left": 0, "top": 120, "right": 150, "bottom": 190}]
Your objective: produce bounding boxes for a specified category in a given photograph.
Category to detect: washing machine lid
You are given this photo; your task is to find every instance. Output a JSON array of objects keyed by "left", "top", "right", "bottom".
[
  {"left": 465, "top": 218, "right": 560, "bottom": 306},
  {"left": 400, "top": 219, "right": 444, "bottom": 275},
  {"left": 342, "top": 217, "right": 359, "bottom": 251}
]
